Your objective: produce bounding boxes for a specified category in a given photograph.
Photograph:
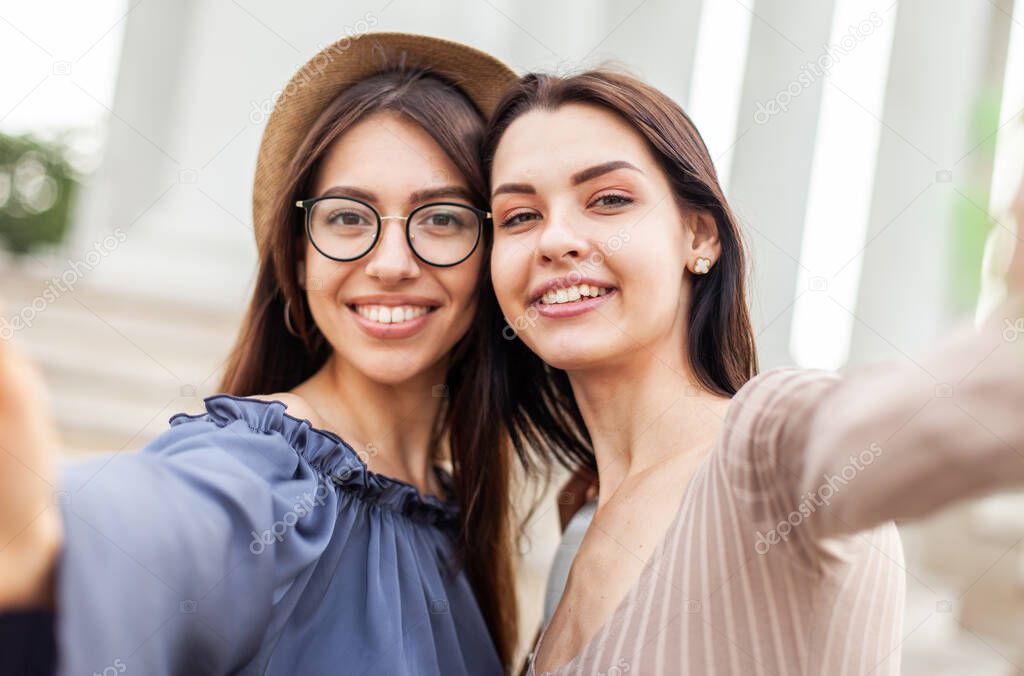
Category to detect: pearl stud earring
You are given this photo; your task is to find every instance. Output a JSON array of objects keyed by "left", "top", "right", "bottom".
[{"left": 694, "top": 256, "right": 712, "bottom": 274}]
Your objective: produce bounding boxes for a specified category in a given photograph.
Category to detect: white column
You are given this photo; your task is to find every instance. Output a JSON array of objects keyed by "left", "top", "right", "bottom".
[
  {"left": 788, "top": 0, "right": 897, "bottom": 370},
  {"left": 72, "top": 0, "right": 411, "bottom": 310},
  {"left": 847, "top": 0, "right": 1011, "bottom": 365},
  {"left": 68, "top": 0, "right": 200, "bottom": 288},
  {"left": 727, "top": 0, "right": 837, "bottom": 369},
  {"left": 584, "top": 0, "right": 704, "bottom": 106}
]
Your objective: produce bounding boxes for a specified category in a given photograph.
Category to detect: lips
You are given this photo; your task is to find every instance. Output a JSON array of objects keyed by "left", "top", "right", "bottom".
[
  {"left": 529, "top": 276, "right": 617, "bottom": 305},
  {"left": 346, "top": 295, "right": 440, "bottom": 338},
  {"left": 536, "top": 282, "right": 612, "bottom": 305},
  {"left": 350, "top": 304, "right": 433, "bottom": 324},
  {"left": 527, "top": 276, "right": 617, "bottom": 319}
]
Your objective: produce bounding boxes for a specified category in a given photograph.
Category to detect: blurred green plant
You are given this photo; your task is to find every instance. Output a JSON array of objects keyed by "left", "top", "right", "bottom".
[
  {"left": 0, "top": 132, "right": 78, "bottom": 255},
  {"left": 950, "top": 82, "right": 1015, "bottom": 315},
  {"left": 950, "top": 86, "right": 1002, "bottom": 313}
]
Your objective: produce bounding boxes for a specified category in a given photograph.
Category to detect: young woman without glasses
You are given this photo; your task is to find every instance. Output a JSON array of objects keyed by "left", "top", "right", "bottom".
[{"left": 483, "top": 70, "right": 1024, "bottom": 676}]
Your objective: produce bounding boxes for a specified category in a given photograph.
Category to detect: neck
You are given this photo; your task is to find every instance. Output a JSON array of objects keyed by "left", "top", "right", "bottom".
[
  {"left": 302, "top": 352, "right": 447, "bottom": 495},
  {"left": 567, "top": 343, "right": 730, "bottom": 501}
]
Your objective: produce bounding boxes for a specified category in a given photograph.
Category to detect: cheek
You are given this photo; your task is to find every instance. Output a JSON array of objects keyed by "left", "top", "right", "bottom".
[
  {"left": 489, "top": 239, "right": 527, "bottom": 312},
  {"left": 303, "top": 252, "right": 347, "bottom": 299},
  {"left": 625, "top": 208, "right": 689, "bottom": 280},
  {"left": 615, "top": 229, "right": 688, "bottom": 317},
  {"left": 439, "top": 254, "right": 484, "bottom": 311}
]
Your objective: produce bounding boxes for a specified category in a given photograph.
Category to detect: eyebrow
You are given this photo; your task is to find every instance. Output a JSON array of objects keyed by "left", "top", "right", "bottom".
[
  {"left": 491, "top": 182, "right": 537, "bottom": 199},
  {"left": 317, "top": 185, "right": 473, "bottom": 206},
  {"left": 320, "top": 185, "right": 376, "bottom": 202},
  {"left": 408, "top": 185, "right": 473, "bottom": 204},
  {"left": 571, "top": 160, "right": 643, "bottom": 185},
  {"left": 490, "top": 160, "right": 644, "bottom": 199}
]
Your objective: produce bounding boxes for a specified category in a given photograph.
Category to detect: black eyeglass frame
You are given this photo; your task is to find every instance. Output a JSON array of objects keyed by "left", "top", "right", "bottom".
[{"left": 295, "top": 196, "right": 490, "bottom": 268}]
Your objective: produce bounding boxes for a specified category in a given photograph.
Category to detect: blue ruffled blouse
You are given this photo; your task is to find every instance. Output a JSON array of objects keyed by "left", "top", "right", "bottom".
[{"left": 41, "top": 395, "right": 502, "bottom": 675}]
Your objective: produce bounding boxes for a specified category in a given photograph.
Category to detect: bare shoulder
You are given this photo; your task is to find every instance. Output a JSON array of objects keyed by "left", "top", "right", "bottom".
[{"left": 250, "top": 392, "right": 326, "bottom": 428}]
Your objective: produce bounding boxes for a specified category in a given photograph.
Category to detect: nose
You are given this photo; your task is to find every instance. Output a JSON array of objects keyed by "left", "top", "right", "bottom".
[
  {"left": 537, "top": 206, "right": 590, "bottom": 264},
  {"left": 364, "top": 220, "right": 420, "bottom": 284}
]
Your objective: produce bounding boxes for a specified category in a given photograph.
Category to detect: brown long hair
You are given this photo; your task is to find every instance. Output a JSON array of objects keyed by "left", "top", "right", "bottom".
[
  {"left": 218, "top": 67, "right": 517, "bottom": 667},
  {"left": 478, "top": 70, "right": 759, "bottom": 475}
]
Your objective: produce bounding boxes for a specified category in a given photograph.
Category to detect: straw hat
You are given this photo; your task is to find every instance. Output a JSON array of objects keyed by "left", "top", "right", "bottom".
[{"left": 251, "top": 32, "right": 518, "bottom": 252}]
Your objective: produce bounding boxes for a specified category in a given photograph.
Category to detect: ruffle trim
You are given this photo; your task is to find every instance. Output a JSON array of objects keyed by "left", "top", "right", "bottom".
[{"left": 168, "top": 395, "right": 460, "bottom": 528}]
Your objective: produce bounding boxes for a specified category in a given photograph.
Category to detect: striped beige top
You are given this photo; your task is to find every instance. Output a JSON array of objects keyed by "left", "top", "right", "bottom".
[{"left": 529, "top": 294, "right": 1024, "bottom": 676}]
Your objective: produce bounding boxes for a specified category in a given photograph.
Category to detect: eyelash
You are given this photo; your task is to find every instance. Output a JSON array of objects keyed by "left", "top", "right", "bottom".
[
  {"left": 499, "top": 211, "right": 539, "bottom": 228},
  {"left": 590, "top": 192, "right": 634, "bottom": 209},
  {"left": 497, "top": 192, "right": 635, "bottom": 228}
]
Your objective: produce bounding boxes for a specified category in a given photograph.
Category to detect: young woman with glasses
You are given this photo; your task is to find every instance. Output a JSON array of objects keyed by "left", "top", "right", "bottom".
[{"left": 0, "top": 33, "right": 520, "bottom": 676}]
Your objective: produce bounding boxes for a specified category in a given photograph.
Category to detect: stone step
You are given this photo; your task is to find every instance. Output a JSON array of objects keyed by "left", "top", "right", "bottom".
[
  {"left": 48, "top": 386, "right": 205, "bottom": 455},
  {"left": 899, "top": 555, "right": 1020, "bottom": 675},
  {"left": 23, "top": 339, "right": 224, "bottom": 403},
  {"left": 2, "top": 259, "right": 244, "bottom": 454},
  {"left": 3, "top": 267, "right": 242, "bottom": 336}
]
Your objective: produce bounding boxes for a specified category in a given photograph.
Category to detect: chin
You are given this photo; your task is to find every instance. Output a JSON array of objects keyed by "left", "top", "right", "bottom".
[
  {"left": 353, "top": 353, "right": 437, "bottom": 386},
  {"left": 522, "top": 332, "right": 624, "bottom": 372}
]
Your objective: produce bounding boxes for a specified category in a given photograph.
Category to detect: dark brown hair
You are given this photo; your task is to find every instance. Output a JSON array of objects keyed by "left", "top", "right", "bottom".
[
  {"left": 218, "top": 67, "right": 517, "bottom": 667},
  {"left": 478, "top": 70, "right": 759, "bottom": 475}
]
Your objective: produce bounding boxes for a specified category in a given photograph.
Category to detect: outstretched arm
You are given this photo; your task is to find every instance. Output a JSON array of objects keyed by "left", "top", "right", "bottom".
[
  {"left": 798, "top": 290, "right": 1024, "bottom": 539},
  {"left": 726, "top": 171, "right": 1024, "bottom": 552},
  {"left": 0, "top": 332, "right": 62, "bottom": 609},
  {"left": 797, "top": 172, "right": 1024, "bottom": 538},
  {"left": 756, "top": 174, "right": 1024, "bottom": 541},
  {"left": 0, "top": 332, "right": 344, "bottom": 675}
]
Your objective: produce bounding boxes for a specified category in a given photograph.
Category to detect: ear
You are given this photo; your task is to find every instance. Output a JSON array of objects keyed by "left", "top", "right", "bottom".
[
  {"left": 296, "top": 258, "right": 306, "bottom": 290},
  {"left": 686, "top": 209, "right": 721, "bottom": 268}
]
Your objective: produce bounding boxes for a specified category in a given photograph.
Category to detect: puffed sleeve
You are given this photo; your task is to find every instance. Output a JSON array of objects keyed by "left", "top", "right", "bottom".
[
  {"left": 50, "top": 397, "right": 346, "bottom": 676},
  {"left": 725, "top": 292, "right": 1024, "bottom": 549}
]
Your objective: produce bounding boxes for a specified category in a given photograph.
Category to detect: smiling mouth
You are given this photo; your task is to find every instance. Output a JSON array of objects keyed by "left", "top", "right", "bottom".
[
  {"left": 536, "top": 283, "right": 614, "bottom": 306},
  {"left": 348, "top": 304, "right": 438, "bottom": 325}
]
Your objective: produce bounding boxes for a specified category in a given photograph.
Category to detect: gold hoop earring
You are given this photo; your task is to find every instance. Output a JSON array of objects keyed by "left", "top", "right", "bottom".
[
  {"left": 694, "top": 256, "right": 712, "bottom": 274},
  {"left": 283, "top": 298, "right": 300, "bottom": 338}
]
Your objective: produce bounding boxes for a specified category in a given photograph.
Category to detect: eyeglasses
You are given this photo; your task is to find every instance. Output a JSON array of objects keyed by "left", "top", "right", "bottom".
[{"left": 295, "top": 196, "right": 489, "bottom": 267}]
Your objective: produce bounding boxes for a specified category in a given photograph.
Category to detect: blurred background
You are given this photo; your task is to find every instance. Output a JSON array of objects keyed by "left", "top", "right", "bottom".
[{"left": 2, "top": 0, "right": 1023, "bottom": 672}]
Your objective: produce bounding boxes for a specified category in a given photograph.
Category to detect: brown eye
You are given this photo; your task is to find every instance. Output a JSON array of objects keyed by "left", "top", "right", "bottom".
[{"left": 328, "top": 210, "right": 371, "bottom": 226}]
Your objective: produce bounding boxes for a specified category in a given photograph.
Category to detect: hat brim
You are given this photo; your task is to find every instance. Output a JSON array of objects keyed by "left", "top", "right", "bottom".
[{"left": 252, "top": 32, "right": 518, "bottom": 250}]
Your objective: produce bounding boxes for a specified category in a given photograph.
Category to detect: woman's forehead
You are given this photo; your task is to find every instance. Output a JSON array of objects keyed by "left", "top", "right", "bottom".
[
  {"left": 493, "top": 104, "right": 657, "bottom": 182},
  {"left": 313, "top": 112, "right": 470, "bottom": 199}
]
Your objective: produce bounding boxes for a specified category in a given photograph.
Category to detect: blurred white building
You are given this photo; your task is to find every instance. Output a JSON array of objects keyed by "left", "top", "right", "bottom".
[{"left": 2, "top": 0, "right": 1023, "bottom": 671}]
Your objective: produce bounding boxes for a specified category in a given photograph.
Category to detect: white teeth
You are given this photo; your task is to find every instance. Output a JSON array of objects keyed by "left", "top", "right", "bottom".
[
  {"left": 353, "top": 304, "right": 430, "bottom": 324},
  {"left": 538, "top": 284, "right": 612, "bottom": 305}
]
